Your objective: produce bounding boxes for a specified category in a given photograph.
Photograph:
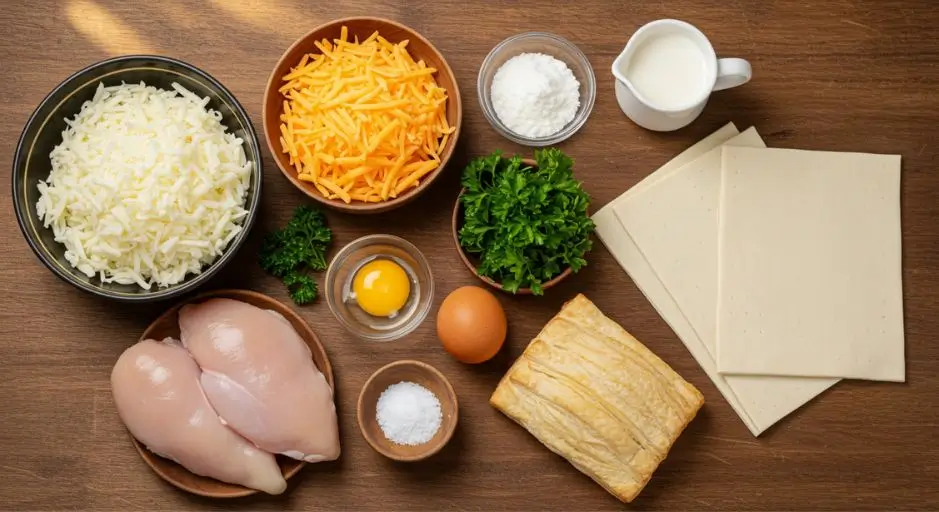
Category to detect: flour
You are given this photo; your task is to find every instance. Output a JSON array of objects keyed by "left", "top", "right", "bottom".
[{"left": 490, "top": 53, "right": 581, "bottom": 138}]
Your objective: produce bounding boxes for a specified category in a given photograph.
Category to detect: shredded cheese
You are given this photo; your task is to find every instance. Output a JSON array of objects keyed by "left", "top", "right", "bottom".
[
  {"left": 35, "top": 81, "right": 252, "bottom": 289},
  {"left": 279, "top": 26, "right": 454, "bottom": 203}
]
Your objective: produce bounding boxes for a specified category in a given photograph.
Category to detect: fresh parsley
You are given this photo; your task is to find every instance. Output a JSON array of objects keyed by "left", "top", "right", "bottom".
[
  {"left": 458, "top": 148, "right": 595, "bottom": 295},
  {"left": 259, "top": 205, "right": 332, "bottom": 305}
]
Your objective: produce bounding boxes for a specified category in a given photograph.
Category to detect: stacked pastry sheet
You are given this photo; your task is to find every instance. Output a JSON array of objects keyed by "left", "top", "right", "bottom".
[
  {"left": 593, "top": 123, "right": 905, "bottom": 436},
  {"left": 490, "top": 294, "right": 703, "bottom": 503}
]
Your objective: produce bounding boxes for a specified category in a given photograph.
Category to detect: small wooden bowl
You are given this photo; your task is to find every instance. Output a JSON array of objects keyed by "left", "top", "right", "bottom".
[
  {"left": 132, "top": 289, "right": 334, "bottom": 498},
  {"left": 262, "top": 17, "right": 462, "bottom": 214},
  {"left": 357, "top": 360, "right": 458, "bottom": 462},
  {"left": 450, "top": 159, "right": 572, "bottom": 295}
]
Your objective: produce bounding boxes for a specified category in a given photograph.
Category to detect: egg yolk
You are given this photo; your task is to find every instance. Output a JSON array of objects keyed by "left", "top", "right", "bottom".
[{"left": 353, "top": 259, "right": 411, "bottom": 317}]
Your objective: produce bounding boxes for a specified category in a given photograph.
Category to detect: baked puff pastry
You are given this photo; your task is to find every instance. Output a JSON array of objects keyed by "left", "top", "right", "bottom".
[{"left": 490, "top": 294, "right": 703, "bottom": 503}]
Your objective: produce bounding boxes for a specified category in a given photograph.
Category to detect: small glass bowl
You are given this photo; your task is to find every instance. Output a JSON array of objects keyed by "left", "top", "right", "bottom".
[
  {"left": 478, "top": 31, "right": 597, "bottom": 147},
  {"left": 325, "top": 234, "right": 434, "bottom": 342}
]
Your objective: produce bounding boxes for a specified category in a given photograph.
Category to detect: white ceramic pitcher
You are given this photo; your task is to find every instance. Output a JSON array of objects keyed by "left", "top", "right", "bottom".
[{"left": 612, "top": 19, "right": 752, "bottom": 132}]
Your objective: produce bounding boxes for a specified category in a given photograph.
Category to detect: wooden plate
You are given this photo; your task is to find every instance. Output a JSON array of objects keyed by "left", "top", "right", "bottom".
[
  {"left": 357, "top": 360, "right": 458, "bottom": 462},
  {"left": 131, "top": 289, "right": 334, "bottom": 498}
]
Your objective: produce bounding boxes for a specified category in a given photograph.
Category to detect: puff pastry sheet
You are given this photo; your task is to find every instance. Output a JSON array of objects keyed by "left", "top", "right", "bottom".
[{"left": 490, "top": 294, "right": 703, "bottom": 503}]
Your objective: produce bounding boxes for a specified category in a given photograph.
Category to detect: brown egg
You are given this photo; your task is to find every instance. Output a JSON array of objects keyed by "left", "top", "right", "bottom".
[{"left": 436, "top": 286, "right": 507, "bottom": 364}]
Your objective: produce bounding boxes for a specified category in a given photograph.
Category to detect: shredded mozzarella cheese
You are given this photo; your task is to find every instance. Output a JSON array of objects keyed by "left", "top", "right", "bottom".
[{"left": 36, "top": 81, "right": 252, "bottom": 289}]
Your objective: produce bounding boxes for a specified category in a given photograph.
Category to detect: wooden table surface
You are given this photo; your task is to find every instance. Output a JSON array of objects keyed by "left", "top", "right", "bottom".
[{"left": 2, "top": 1, "right": 939, "bottom": 510}]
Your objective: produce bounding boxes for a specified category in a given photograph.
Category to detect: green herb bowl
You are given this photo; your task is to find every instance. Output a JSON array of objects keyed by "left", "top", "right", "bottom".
[{"left": 450, "top": 159, "right": 573, "bottom": 295}]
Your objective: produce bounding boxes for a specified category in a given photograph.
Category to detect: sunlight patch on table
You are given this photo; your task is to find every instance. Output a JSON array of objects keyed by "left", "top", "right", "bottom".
[
  {"left": 66, "top": 0, "right": 154, "bottom": 55},
  {"left": 205, "top": 0, "right": 297, "bottom": 33}
]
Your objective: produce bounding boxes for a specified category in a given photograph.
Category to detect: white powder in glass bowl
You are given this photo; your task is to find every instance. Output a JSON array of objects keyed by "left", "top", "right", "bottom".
[{"left": 490, "top": 52, "right": 581, "bottom": 138}]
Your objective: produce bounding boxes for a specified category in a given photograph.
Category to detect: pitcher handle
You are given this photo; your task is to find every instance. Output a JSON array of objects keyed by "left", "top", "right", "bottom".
[{"left": 714, "top": 58, "right": 752, "bottom": 91}]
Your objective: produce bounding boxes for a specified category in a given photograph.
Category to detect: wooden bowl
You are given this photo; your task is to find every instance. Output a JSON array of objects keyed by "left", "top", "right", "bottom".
[
  {"left": 262, "top": 17, "right": 462, "bottom": 214},
  {"left": 357, "top": 360, "right": 458, "bottom": 462},
  {"left": 132, "top": 289, "right": 334, "bottom": 498},
  {"left": 450, "top": 159, "right": 573, "bottom": 295}
]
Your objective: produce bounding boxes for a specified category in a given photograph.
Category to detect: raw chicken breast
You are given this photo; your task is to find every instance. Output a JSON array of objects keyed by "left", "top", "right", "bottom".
[
  {"left": 110, "top": 339, "right": 287, "bottom": 494},
  {"left": 179, "top": 299, "right": 341, "bottom": 463}
]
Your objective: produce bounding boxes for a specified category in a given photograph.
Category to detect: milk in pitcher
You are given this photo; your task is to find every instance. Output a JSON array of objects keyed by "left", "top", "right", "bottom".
[
  {"left": 611, "top": 19, "right": 752, "bottom": 131},
  {"left": 625, "top": 33, "right": 708, "bottom": 110}
]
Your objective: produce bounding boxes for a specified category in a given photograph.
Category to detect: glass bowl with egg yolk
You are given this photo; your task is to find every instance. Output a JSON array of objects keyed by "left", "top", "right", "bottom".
[{"left": 325, "top": 234, "right": 434, "bottom": 342}]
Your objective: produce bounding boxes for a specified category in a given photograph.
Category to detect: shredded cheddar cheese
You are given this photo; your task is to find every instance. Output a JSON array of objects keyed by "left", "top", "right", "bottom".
[{"left": 279, "top": 26, "right": 454, "bottom": 203}]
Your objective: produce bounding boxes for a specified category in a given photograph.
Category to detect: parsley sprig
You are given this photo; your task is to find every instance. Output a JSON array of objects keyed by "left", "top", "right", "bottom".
[
  {"left": 458, "top": 148, "right": 594, "bottom": 295},
  {"left": 259, "top": 205, "right": 332, "bottom": 304}
]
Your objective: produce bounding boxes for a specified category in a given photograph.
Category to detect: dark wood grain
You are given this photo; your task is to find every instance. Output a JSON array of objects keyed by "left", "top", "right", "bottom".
[{"left": 1, "top": 1, "right": 938, "bottom": 510}]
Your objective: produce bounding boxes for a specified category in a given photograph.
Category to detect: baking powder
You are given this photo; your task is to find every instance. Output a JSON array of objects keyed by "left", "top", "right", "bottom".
[
  {"left": 490, "top": 53, "right": 581, "bottom": 138},
  {"left": 376, "top": 381, "right": 442, "bottom": 446}
]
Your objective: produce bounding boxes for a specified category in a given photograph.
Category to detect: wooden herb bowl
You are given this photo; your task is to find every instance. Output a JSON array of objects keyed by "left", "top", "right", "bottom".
[
  {"left": 132, "top": 289, "right": 334, "bottom": 498},
  {"left": 357, "top": 360, "right": 458, "bottom": 462},
  {"left": 451, "top": 159, "right": 572, "bottom": 294},
  {"left": 262, "top": 17, "right": 462, "bottom": 214}
]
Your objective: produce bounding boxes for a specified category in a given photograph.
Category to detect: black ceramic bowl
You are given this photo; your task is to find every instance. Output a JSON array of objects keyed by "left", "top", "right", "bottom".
[{"left": 12, "top": 55, "right": 262, "bottom": 302}]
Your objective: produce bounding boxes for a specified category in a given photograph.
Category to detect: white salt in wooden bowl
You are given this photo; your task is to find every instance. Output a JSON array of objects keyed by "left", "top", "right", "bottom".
[{"left": 356, "top": 360, "right": 458, "bottom": 462}]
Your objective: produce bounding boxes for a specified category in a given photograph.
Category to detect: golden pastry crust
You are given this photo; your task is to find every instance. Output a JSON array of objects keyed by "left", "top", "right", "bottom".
[{"left": 490, "top": 294, "right": 703, "bottom": 503}]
